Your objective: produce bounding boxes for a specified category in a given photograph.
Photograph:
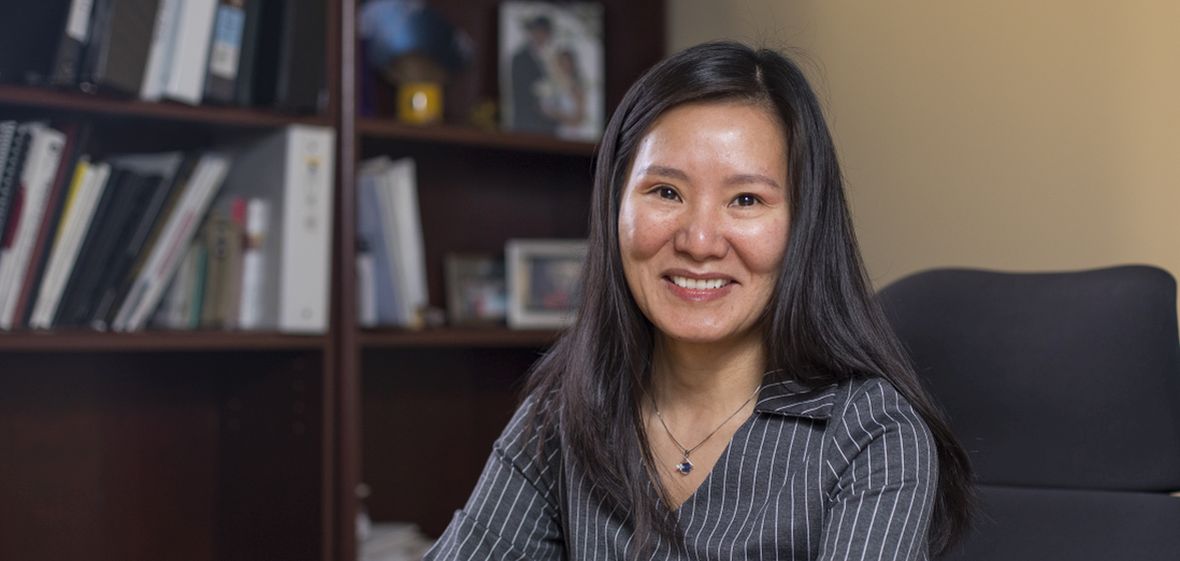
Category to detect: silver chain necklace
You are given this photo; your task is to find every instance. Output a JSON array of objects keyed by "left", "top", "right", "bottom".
[{"left": 649, "top": 383, "right": 763, "bottom": 475}]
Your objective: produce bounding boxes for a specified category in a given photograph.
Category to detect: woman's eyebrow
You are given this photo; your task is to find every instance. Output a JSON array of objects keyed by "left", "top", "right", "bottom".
[
  {"left": 638, "top": 164, "right": 689, "bottom": 181},
  {"left": 725, "top": 173, "right": 783, "bottom": 190}
]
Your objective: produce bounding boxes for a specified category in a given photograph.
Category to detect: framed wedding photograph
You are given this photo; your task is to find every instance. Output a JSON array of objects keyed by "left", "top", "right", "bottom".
[
  {"left": 444, "top": 253, "right": 508, "bottom": 326},
  {"left": 499, "top": 1, "right": 604, "bottom": 141},
  {"left": 506, "top": 239, "right": 588, "bottom": 329}
]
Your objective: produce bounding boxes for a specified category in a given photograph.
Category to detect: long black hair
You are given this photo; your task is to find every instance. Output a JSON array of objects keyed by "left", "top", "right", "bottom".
[{"left": 525, "top": 40, "right": 972, "bottom": 555}]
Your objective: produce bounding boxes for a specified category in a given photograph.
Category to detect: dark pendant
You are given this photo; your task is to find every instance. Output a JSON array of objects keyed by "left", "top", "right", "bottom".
[{"left": 675, "top": 460, "right": 694, "bottom": 475}]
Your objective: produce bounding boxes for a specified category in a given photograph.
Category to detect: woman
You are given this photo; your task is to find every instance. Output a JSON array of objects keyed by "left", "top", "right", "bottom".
[
  {"left": 542, "top": 47, "right": 588, "bottom": 138},
  {"left": 426, "top": 41, "right": 972, "bottom": 560}
]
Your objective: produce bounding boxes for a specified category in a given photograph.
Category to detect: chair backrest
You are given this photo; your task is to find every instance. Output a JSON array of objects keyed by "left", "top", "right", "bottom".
[{"left": 877, "top": 265, "right": 1180, "bottom": 491}]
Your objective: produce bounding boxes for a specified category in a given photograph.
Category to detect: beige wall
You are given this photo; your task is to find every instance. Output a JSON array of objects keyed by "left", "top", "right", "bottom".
[{"left": 668, "top": 1, "right": 1180, "bottom": 290}]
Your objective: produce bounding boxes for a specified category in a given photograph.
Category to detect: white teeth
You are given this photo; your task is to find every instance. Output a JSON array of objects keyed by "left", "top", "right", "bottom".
[{"left": 670, "top": 276, "right": 728, "bottom": 290}]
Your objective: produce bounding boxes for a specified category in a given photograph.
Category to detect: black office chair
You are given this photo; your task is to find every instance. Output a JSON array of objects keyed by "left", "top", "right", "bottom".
[{"left": 877, "top": 265, "right": 1180, "bottom": 560}]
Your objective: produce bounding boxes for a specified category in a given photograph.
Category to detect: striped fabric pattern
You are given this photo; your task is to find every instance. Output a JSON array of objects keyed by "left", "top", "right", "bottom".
[{"left": 425, "top": 376, "right": 937, "bottom": 561}]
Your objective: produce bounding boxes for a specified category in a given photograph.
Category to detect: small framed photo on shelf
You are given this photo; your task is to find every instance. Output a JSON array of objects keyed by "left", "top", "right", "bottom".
[
  {"left": 444, "top": 253, "right": 508, "bottom": 326},
  {"left": 506, "top": 239, "right": 588, "bottom": 329},
  {"left": 499, "top": 1, "right": 604, "bottom": 142}
]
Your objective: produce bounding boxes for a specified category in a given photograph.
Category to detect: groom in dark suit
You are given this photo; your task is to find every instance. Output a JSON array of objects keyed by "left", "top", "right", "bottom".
[{"left": 509, "top": 15, "right": 557, "bottom": 134}]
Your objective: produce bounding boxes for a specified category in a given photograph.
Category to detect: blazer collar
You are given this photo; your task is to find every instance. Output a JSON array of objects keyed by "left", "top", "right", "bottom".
[{"left": 754, "top": 379, "right": 839, "bottom": 419}]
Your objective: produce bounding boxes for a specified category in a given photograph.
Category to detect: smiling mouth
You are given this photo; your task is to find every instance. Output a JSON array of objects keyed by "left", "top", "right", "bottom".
[{"left": 668, "top": 275, "right": 732, "bottom": 290}]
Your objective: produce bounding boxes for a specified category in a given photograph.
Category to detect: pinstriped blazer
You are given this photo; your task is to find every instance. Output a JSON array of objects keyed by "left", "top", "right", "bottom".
[{"left": 425, "top": 376, "right": 938, "bottom": 561}]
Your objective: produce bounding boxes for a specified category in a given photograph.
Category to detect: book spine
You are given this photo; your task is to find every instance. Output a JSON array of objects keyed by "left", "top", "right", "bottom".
[
  {"left": 49, "top": 0, "right": 96, "bottom": 86},
  {"left": 203, "top": 0, "right": 247, "bottom": 104},
  {"left": 233, "top": 0, "right": 262, "bottom": 106},
  {"left": 163, "top": 0, "right": 217, "bottom": 105},
  {"left": 0, "top": 125, "right": 66, "bottom": 328},
  {"left": 139, "top": 0, "right": 179, "bottom": 101},
  {"left": 277, "top": 126, "right": 334, "bottom": 333},
  {"left": 29, "top": 159, "right": 92, "bottom": 329},
  {"left": 86, "top": 0, "right": 162, "bottom": 96},
  {"left": 220, "top": 195, "right": 246, "bottom": 328},
  {"left": 237, "top": 197, "right": 268, "bottom": 329},
  {"left": 198, "top": 211, "right": 227, "bottom": 328},
  {"left": 273, "top": 0, "right": 325, "bottom": 113},
  {"left": 0, "top": 125, "right": 33, "bottom": 246},
  {"left": 391, "top": 158, "right": 427, "bottom": 329}
]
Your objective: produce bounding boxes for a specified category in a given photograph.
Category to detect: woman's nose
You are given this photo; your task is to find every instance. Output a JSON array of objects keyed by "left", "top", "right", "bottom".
[{"left": 673, "top": 203, "right": 729, "bottom": 261}]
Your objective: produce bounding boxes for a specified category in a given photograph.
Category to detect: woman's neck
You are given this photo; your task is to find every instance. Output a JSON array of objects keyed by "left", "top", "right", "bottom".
[{"left": 649, "top": 332, "right": 766, "bottom": 416}]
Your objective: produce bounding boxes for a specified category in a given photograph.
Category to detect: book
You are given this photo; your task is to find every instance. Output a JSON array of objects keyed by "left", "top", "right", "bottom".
[
  {"left": 139, "top": 0, "right": 179, "bottom": 101},
  {"left": 49, "top": 0, "right": 97, "bottom": 86},
  {"left": 251, "top": 0, "right": 326, "bottom": 112},
  {"left": 356, "top": 243, "right": 376, "bottom": 327},
  {"left": 355, "top": 161, "right": 401, "bottom": 326},
  {"left": 0, "top": 122, "right": 19, "bottom": 234},
  {"left": 154, "top": 239, "right": 204, "bottom": 330},
  {"left": 203, "top": 0, "right": 251, "bottom": 104},
  {"left": 11, "top": 123, "right": 89, "bottom": 328},
  {"left": 221, "top": 196, "right": 247, "bottom": 328},
  {"left": 29, "top": 161, "right": 111, "bottom": 329},
  {"left": 0, "top": 125, "right": 33, "bottom": 246},
  {"left": 89, "top": 151, "right": 188, "bottom": 330},
  {"left": 96, "top": 153, "right": 197, "bottom": 329},
  {"left": 75, "top": 0, "right": 114, "bottom": 91},
  {"left": 50, "top": 166, "right": 130, "bottom": 327},
  {"left": 162, "top": 0, "right": 217, "bottom": 104},
  {"left": 78, "top": 0, "right": 161, "bottom": 95},
  {"left": 197, "top": 212, "right": 225, "bottom": 327},
  {"left": 377, "top": 157, "right": 426, "bottom": 328},
  {"left": 60, "top": 170, "right": 161, "bottom": 328},
  {"left": 0, "top": 124, "right": 67, "bottom": 329},
  {"left": 197, "top": 203, "right": 243, "bottom": 329},
  {"left": 237, "top": 197, "right": 269, "bottom": 329},
  {"left": 216, "top": 125, "right": 333, "bottom": 333},
  {"left": 233, "top": 0, "right": 264, "bottom": 106},
  {"left": 112, "top": 152, "right": 231, "bottom": 331}
]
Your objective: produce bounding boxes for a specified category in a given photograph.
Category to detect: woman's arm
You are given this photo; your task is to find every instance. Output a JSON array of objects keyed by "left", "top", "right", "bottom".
[
  {"left": 424, "top": 399, "right": 566, "bottom": 560},
  {"left": 819, "top": 379, "right": 939, "bottom": 561}
]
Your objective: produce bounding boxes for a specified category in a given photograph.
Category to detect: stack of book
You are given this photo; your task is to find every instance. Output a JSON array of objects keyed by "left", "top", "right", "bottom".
[
  {"left": 355, "top": 156, "right": 428, "bottom": 329},
  {"left": 0, "top": 121, "right": 334, "bottom": 334},
  {"left": 0, "top": 0, "right": 325, "bottom": 113}
]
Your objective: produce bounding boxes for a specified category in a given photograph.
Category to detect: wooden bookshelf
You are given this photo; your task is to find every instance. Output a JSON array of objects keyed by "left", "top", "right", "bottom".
[
  {"left": 0, "top": 1, "right": 343, "bottom": 560},
  {"left": 0, "top": 331, "right": 327, "bottom": 352},
  {"left": 357, "top": 118, "right": 596, "bottom": 156},
  {"left": 0, "top": 84, "right": 332, "bottom": 128},
  {"left": 359, "top": 327, "right": 559, "bottom": 349}
]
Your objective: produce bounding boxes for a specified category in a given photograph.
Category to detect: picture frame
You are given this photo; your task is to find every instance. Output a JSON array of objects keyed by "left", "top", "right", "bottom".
[
  {"left": 499, "top": 1, "right": 604, "bottom": 141},
  {"left": 506, "top": 239, "right": 588, "bottom": 329},
  {"left": 444, "top": 253, "right": 508, "bottom": 326}
]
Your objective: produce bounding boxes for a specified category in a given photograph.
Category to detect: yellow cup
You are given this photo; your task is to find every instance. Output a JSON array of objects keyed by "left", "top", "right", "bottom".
[{"left": 398, "top": 82, "right": 443, "bottom": 125}]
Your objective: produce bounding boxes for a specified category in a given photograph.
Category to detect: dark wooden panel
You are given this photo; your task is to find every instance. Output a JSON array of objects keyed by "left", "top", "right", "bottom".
[
  {"left": 360, "top": 347, "right": 544, "bottom": 536},
  {"left": 217, "top": 353, "right": 325, "bottom": 561},
  {"left": 0, "top": 351, "right": 325, "bottom": 561},
  {"left": 0, "top": 354, "right": 220, "bottom": 561}
]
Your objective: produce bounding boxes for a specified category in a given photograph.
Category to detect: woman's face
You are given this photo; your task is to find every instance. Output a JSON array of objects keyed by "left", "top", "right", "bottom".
[{"left": 618, "top": 101, "right": 790, "bottom": 347}]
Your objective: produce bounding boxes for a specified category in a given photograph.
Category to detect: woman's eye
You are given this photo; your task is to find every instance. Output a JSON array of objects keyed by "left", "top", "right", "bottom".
[
  {"left": 733, "top": 194, "right": 760, "bottom": 207},
  {"left": 657, "top": 186, "right": 679, "bottom": 200}
]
